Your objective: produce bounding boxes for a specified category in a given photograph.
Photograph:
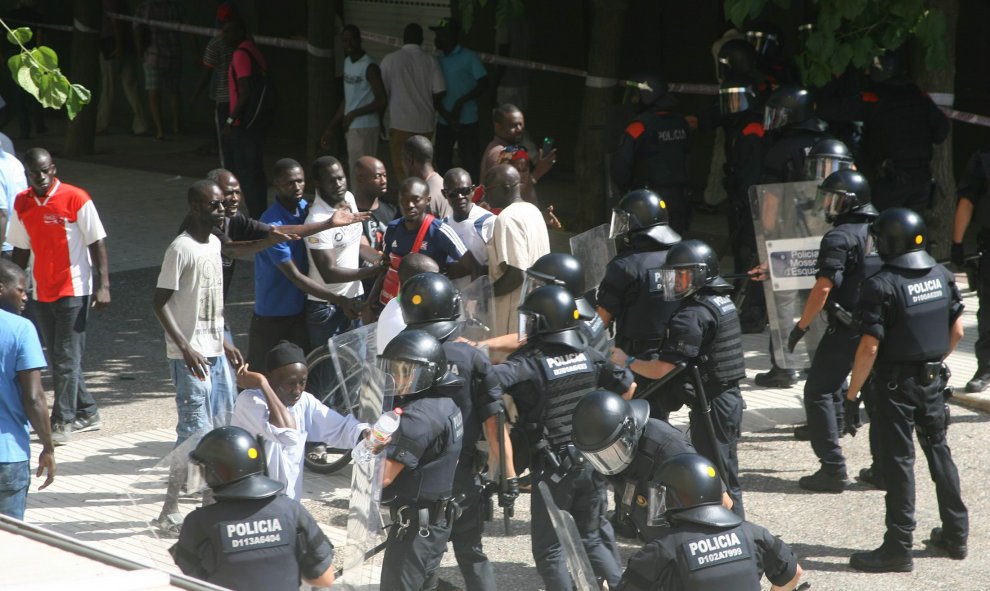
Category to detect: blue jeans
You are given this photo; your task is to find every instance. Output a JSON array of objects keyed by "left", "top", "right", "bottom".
[
  {"left": 0, "top": 461, "right": 29, "bottom": 520},
  {"left": 36, "top": 295, "right": 98, "bottom": 424},
  {"left": 305, "top": 300, "right": 359, "bottom": 351},
  {"left": 168, "top": 356, "right": 236, "bottom": 446}
]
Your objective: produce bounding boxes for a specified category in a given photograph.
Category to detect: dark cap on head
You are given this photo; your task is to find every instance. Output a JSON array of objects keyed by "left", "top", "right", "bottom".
[
  {"left": 429, "top": 17, "right": 461, "bottom": 35},
  {"left": 266, "top": 341, "right": 306, "bottom": 371}
]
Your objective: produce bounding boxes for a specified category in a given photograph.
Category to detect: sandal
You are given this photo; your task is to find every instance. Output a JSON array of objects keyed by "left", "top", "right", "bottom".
[
  {"left": 306, "top": 449, "right": 327, "bottom": 464},
  {"left": 151, "top": 513, "right": 183, "bottom": 537}
]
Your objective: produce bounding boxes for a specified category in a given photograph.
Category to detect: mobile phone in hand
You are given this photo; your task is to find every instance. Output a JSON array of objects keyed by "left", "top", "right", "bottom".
[{"left": 542, "top": 136, "right": 555, "bottom": 155}]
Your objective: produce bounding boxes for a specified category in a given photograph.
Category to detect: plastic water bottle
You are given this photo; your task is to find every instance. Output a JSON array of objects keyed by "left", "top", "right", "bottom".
[{"left": 352, "top": 408, "right": 402, "bottom": 464}]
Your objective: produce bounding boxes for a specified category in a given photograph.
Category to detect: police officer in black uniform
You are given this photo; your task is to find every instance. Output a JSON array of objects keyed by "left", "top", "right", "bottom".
[
  {"left": 378, "top": 330, "right": 465, "bottom": 590},
  {"left": 787, "top": 169, "right": 881, "bottom": 493},
  {"left": 817, "top": 50, "right": 949, "bottom": 213},
  {"left": 616, "top": 239, "right": 747, "bottom": 516},
  {"left": 171, "top": 426, "right": 336, "bottom": 590},
  {"left": 616, "top": 453, "right": 803, "bottom": 591},
  {"left": 598, "top": 189, "right": 681, "bottom": 419},
  {"left": 610, "top": 74, "right": 692, "bottom": 234},
  {"left": 490, "top": 285, "right": 634, "bottom": 591},
  {"left": 398, "top": 272, "right": 510, "bottom": 591},
  {"left": 755, "top": 83, "right": 830, "bottom": 388},
  {"left": 952, "top": 146, "right": 990, "bottom": 392},
  {"left": 844, "top": 208, "right": 968, "bottom": 572}
]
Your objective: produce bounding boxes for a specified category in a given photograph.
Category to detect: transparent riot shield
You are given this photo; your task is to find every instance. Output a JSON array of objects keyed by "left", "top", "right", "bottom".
[
  {"left": 537, "top": 481, "right": 600, "bottom": 591},
  {"left": 750, "top": 181, "right": 830, "bottom": 369},
  {"left": 570, "top": 223, "right": 617, "bottom": 297},
  {"left": 459, "top": 275, "right": 495, "bottom": 344},
  {"left": 336, "top": 350, "right": 390, "bottom": 590},
  {"left": 304, "top": 325, "right": 380, "bottom": 474}
]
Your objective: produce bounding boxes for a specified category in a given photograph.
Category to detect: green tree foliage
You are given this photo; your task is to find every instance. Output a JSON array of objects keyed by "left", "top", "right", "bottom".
[
  {"left": 3, "top": 23, "right": 90, "bottom": 119},
  {"left": 457, "top": 0, "right": 525, "bottom": 32},
  {"left": 725, "top": 0, "right": 948, "bottom": 86}
]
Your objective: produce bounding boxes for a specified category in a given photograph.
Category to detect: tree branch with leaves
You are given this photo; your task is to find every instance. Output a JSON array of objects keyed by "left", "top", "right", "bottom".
[{"left": 4, "top": 23, "right": 90, "bottom": 119}]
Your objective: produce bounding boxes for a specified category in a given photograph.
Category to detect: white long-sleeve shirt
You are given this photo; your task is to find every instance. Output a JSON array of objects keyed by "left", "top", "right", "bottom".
[{"left": 231, "top": 389, "right": 368, "bottom": 500}]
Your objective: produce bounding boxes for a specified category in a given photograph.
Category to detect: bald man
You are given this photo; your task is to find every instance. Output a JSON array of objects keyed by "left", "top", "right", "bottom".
[
  {"left": 9, "top": 148, "right": 110, "bottom": 441},
  {"left": 376, "top": 252, "right": 440, "bottom": 349},
  {"left": 352, "top": 157, "right": 398, "bottom": 291},
  {"left": 402, "top": 134, "right": 451, "bottom": 219}
]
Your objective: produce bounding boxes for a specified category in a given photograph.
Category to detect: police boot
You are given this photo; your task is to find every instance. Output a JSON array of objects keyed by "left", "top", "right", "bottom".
[
  {"left": 798, "top": 468, "right": 848, "bottom": 493},
  {"left": 849, "top": 545, "right": 913, "bottom": 573},
  {"left": 793, "top": 424, "right": 811, "bottom": 440},
  {"left": 754, "top": 366, "right": 798, "bottom": 388},
  {"left": 927, "top": 527, "right": 967, "bottom": 560},
  {"left": 857, "top": 466, "right": 886, "bottom": 490},
  {"left": 965, "top": 369, "right": 990, "bottom": 393}
]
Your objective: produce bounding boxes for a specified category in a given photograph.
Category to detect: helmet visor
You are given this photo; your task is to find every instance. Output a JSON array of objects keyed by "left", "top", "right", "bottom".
[
  {"left": 763, "top": 104, "right": 791, "bottom": 130},
  {"left": 805, "top": 156, "right": 853, "bottom": 182},
  {"left": 816, "top": 187, "right": 854, "bottom": 221},
  {"left": 579, "top": 422, "right": 638, "bottom": 475},
  {"left": 518, "top": 311, "right": 538, "bottom": 344},
  {"left": 609, "top": 209, "right": 632, "bottom": 239},
  {"left": 646, "top": 483, "right": 669, "bottom": 526},
  {"left": 660, "top": 266, "right": 706, "bottom": 301},
  {"left": 718, "top": 87, "right": 751, "bottom": 115},
  {"left": 746, "top": 31, "right": 778, "bottom": 55},
  {"left": 520, "top": 271, "right": 555, "bottom": 303},
  {"left": 186, "top": 459, "right": 209, "bottom": 494},
  {"left": 377, "top": 358, "right": 433, "bottom": 395}
]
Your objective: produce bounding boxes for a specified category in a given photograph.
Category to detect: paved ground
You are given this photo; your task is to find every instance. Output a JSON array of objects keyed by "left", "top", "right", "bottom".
[{"left": 9, "top": 125, "right": 990, "bottom": 589}]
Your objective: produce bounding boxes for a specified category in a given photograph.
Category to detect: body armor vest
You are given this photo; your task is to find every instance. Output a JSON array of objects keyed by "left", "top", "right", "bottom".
[
  {"left": 865, "top": 84, "right": 936, "bottom": 166},
  {"left": 538, "top": 348, "right": 599, "bottom": 446},
  {"left": 614, "top": 249, "right": 681, "bottom": 348},
  {"left": 670, "top": 523, "right": 761, "bottom": 591},
  {"left": 877, "top": 266, "right": 953, "bottom": 364},
  {"left": 632, "top": 111, "right": 690, "bottom": 189},
  {"left": 696, "top": 293, "right": 746, "bottom": 384},
  {"left": 582, "top": 314, "right": 612, "bottom": 357},
  {"left": 386, "top": 394, "right": 463, "bottom": 503},
  {"left": 825, "top": 221, "right": 882, "bottom": 311}
]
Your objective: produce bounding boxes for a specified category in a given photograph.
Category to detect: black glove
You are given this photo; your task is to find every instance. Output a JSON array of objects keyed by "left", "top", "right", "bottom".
[
  {"left": 951, "top": 242, "right": 965, "bottom": 267},
  {"left": 499, "top": 477, "right": 520, "bottom": 510},
  {"left": 787, "top": 323, "right": 808, "bottom": 353},
  {"left": 843, "top": 397, "right": 863, "bottom": 437}
]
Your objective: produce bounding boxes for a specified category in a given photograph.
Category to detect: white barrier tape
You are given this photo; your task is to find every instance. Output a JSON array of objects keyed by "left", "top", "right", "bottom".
[
  {"left": 4, "top": 18, "right": 73, "bottom": 33},
  {"left": 72, "top": 18, "right": 100, "bottom": 34},
  {"left": 106, "top": 13, "right": 308, "bottom": 52},
  {"left": 305, "top": 42, "right": 335, "bottom": 59},
  {"left": 940, "top": 107, "right": 990, "bottom": 128},
  {"left": 585, "top": 76, "right": 617, "bottom": 88},
  {"left": 929, "top": 92, "right": 954, "bottom": 107}
]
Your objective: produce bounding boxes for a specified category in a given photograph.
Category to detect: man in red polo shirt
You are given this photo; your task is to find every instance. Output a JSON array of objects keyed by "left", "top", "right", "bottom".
[{"left": 8, "top": 148, "right": 110, "bottom": 444}]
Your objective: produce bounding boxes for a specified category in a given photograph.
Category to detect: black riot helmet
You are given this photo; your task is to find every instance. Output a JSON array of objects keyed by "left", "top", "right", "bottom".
[
  {"left": 870, "top": 50, "right": 907, "bottom": 84},
  {"left": 718, "top": 73, "right": 758, "bottom": 116},
  {"left": 763, "top": 84, "right": 813, "bottom": 130},
  {"left": 610, "top": 189, "right": 682, "bottom": 247},
  {"left": 717, "top": 38, "right": 761, "bottom": 83},
  {"left": 517, "top": 285, "right": 585, "bottom": 349},
  {"left": 399, "top": 272, "right": 462, "bottom": 341},
  {"left": 189, "top": 426, "right": 285, "bottom": 501},
  {"left": 660, "top": 239, "right": 731, "bottom": 301},
  {"left": 745, "top": 21, "right": 782, "bottom": 57},
  {"left": 572, "top": 390, "right": 650, "bottom": 475},
  {"left": 817, "top": 169, "right": 879, "bottom": 224},
  {"left": 522, "top": 253, "right": 596, "bottom": 319},
  {"left": 805, "top": 138, "right": 854, "bottom": 182},
  {"left": 656, "top": 453, "right": 742, "bottom": 527},
  {"left": 378, "top": 329, "right": 461, "bottom": 395},
  {"left": 629, "top": 73, "right": 676, "bottom": 109},
  {"left": 869, "top": 207, "right": 937, "bottom": 270}
]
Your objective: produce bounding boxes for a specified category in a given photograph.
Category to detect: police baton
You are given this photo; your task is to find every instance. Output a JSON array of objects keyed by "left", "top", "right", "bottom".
[
  {"left": 332, "top": 537, "right": 390, "bottom": 579},
  {"left": 633, "top": 361, "right": 688, "bottom": 401},
  {"left": 497, "top": 409, "right": 512, "bottom": 534},
  {"left": 689, "top": 365, "right": 731, "bottom": 486}
]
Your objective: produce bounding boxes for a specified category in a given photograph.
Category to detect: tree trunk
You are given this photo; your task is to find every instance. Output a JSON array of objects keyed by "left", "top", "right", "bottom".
[
  {"left": 573, "top": 0, "right": 629, "bottom": 231},
  {"left": 64, "top": 0, "right": 101, "bottom": 156},
  {"left": 915, "top": 0, "right": 959, "bottom": 260},
  {"left": 307, "top": 0, "right": 338, "bottom": 166}
]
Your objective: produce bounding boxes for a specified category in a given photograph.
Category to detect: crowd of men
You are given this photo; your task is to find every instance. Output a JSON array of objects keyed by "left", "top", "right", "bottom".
[{"left": 0, "top": 12, "right": 984, "bottom": 591}]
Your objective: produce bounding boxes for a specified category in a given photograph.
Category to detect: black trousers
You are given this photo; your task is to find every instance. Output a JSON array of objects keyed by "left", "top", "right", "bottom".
[
  {"left": 689, "top": 387, "right": 745, "bottom": 518},
  {"left": 874, "top": 370, "right": 968, "bottom": 554},
  {"left": 449, "top": 470, "right": 495, "bottom": 591},
  {"left": 381, "top": 507, "right": 453, "bottom": 591},
  {"left": 435, "top": 122, "right": 480, "bottom": 181},
  {"left": 975, "top": 245, "right": 990, "bottom": 371},
  {"left": 872, "top": 175, "right": 931, "bottom": 214},
  {"left": 246, "top": 312, "right": 308, "bottom": 373},
  {"left": 803, "top": 326, "right": 854, "bottom": 473},
  {"left": 531, "top": 462, "right": 622, "bottom": 591}
]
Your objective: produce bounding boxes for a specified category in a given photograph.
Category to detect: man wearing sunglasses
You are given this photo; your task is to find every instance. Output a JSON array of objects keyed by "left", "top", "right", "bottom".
[
  {"left": 442, "top": 167, "right": 494, "bottom": 290},
  {"left": 152, "top": 179, "right": 240, "bottom": 535}
]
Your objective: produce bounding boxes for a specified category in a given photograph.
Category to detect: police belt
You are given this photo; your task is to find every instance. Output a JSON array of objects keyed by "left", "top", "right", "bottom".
[
  {"left": 616, "top": 336, "right": 663, "bottom": 355},
  {"left": 875, "top": 361, "right": 942, "bottom": 387},
  {"left": 532, "top": 439, "right": 585, "bottom": 482},
  {"left": 389, "top": 498, "right": 458, "bottom": 539}
]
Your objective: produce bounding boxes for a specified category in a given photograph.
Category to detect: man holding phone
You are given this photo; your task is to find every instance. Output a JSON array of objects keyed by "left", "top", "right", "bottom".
[{"left": 480, "top": 103, "right": 556, "bottom": 204}]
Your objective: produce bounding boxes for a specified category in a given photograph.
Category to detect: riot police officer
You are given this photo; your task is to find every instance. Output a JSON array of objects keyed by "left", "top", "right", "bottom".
[
  {"left": 615, "top": 239, "right": 747, "bottom": 515},
  {"left": 816, "top": 50, "right": 949, "bottom": 213},
  {"left": 398, "top": 272, "right": 510, "bottom": 591},
  {"left": 171, "top": 426, "right": 337, "bottom": 590},
  {"left": 844, "top": 208, "right": 968, "bottom": 572},
  {"left": 572, "top": 389, "right": 698, "bottom": 542},
  {"left": 597, "top": 189, "right": 681, "bottom": 418},
  {"left": 952, "top": 145, "right": 990, "bottom": 392},
  {"left": 788, "top": 169, "right": 880, "bottom": 493},
  {"left": 490, "top": 285, "right": 635, "bottom": 591},
  {"left": 610, "top": 74, "right": 692, "bottom": 233},
  {"left": 616, "top": 453, "right": 803, "bottom": 591},
  {"left": 756, "top": 83, "right": 830, "bottom": 387},
  {"left": 378, "top": 330, "right": 465, "bottom": 589}
]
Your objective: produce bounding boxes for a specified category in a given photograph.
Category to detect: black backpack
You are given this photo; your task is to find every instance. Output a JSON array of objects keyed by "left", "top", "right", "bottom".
[{"left": 234, "top": 46, "right": 276, "bottom": 128}]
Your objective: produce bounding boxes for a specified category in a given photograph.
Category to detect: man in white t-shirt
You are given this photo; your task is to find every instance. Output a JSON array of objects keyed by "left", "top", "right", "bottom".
[
  {"left": 485, "top": 164, "right": 550, "bottom": 336},
  {"left": 304, "top": 156, "right": 387, "bottom": 350},
  {"left": 152, "top": 179, "right": 240, "bottom": 534},
  {"left": 0, "top": 148, "right": 26, "bottom": 255},
  {"left": 403, "top": 134, "right": 451, "bottom": 219},
  {"left": 376, "top": 253, "right": 440, "bottom": 350},
  {"left": 442, "top": 167, "right": 494, "bottom": 290}
]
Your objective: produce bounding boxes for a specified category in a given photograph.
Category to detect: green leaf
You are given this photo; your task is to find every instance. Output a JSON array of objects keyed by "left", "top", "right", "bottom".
[
  {"left": 30, "top": 46, "right": 57, "bottom": 70},
  {"left": 835, "top": 0, "right": 864, "bottom": 20},
  {"left": 16, "top": 64, "right": 38, "bottom": 98},
  {"left": 69, "top": 83, "right": 91, "bottom": 104},
  {"left": 38, "top": 72, "right": 68, "bottom": 108},
  {"left": 5, "top": 26, "right": 31, "bottom": 46},
  {"left": 459, "top": 0, "right": 475, "bottom": 33},
  {"left": 7, "top": 52, "right": 23, "bottom": 75}
]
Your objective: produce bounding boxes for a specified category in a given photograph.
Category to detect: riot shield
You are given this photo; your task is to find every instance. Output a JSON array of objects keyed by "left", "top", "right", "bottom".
[
  {"left": 459, "top": 275, "right": 495, "bottom": 344},
  {"left": 537, "top": 481, "right": 600, "bottom": 591},
  {"left": 570, "top": 223, "right": 617, "bottom": 297},
  {"left": 336, "top": 344, "right": 390, "bottom": 590},
  {"left": 749, "top": 181, "right": 830, "bottom": 369}
]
